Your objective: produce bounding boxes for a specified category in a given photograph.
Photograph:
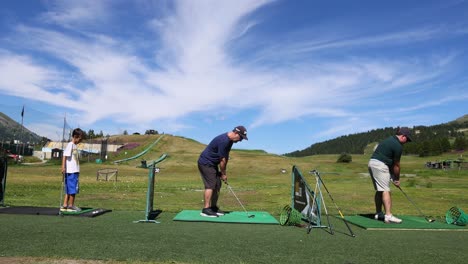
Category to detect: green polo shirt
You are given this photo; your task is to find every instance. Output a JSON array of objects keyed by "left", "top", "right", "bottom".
[{"left": 371, "top": 135, "right": 403, "bottom": 167}]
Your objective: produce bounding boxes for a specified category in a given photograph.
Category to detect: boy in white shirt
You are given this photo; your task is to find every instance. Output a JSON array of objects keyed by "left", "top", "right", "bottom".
[{"left": 61, "top": 128, "right": 84, "bottom": 212}]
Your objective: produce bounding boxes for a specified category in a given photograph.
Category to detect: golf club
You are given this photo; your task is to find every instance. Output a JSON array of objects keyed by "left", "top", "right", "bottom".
[
  {"left": 59, "top": 171, "right": 65, "bottom": 216},
  {"left": 225, "top": 182, "right": 255, "bottom": 218},
  {"left": 397, "top": 185, "right": 435, "bottom": 223},
  {"left": 310, "top": 170, "right": 356, "bottom": 237}
]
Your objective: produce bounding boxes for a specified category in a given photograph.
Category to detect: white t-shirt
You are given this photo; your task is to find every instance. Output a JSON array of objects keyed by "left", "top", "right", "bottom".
[{"left": 64, "top": 141, "right": 80, "bottom": 173}]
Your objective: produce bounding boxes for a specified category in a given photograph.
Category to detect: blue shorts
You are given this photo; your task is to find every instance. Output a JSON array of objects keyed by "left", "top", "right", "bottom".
[{"left": 65, "top": 173, "right": 80, "bottom": 195}]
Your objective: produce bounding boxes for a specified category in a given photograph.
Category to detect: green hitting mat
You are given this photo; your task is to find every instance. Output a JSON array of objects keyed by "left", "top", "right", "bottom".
[
  {"left": 173, "top": 210, "right": 279, "bottom": 224},
  {"left": 345, "top": 214, "right": 468, "bottom": 231}
]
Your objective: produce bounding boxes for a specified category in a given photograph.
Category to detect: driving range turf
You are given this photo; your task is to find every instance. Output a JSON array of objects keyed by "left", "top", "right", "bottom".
[
  {"left": 1, "top": 211, "right": 467, "bottom": 264},
  {"left": 1, "top": 134, "right": 467, "bottom": 263}
]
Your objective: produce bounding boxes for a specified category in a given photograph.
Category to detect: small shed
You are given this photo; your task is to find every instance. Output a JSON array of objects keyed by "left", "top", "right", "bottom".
[{"left": 51, "top": 148, "right": 63, "bottom": 160}]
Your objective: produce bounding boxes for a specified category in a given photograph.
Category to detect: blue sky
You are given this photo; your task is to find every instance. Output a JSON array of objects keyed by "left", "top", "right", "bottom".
[{"left": 0, "top": 0, "right": 467, "bottom": 154}]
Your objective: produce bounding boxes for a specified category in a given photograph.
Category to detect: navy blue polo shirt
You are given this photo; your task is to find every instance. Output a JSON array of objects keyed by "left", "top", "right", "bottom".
[{"left": 198, "top": 133, "right": 233, "bottom": 167}]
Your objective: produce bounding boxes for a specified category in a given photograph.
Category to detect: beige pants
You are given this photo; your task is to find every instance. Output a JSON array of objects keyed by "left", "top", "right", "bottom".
[{"left": 368, "top": 159, "right": 391, "bottom": 192}]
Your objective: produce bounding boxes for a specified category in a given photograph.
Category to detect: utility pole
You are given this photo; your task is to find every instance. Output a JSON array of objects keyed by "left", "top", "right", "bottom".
[
  {"left": 20, "top": 106, "right": 25, "bottom": 155},
  {"left": 61, "top": 115, "right": 66, "bottom": 151}
]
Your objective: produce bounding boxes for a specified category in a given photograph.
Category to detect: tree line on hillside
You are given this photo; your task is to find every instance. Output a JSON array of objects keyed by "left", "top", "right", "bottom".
[
  {"left": 82, "top": 129, "right": 159, "bottom": 141},
  {"left": 285, "top": 121, "right": 468, "bottom": 157}
]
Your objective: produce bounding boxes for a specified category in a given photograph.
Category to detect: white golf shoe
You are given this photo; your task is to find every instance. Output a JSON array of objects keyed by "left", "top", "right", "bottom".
[{"left": 384, "top": 214, "right": 402, "bottom": 224}]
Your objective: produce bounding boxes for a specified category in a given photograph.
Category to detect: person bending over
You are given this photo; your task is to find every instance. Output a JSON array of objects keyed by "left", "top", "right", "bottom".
[
  {"left": 368, "top": 127, "right": 412, "bottom": 223},
  {"left": 198, "top": 126, "right": 248, "bottom": 217}
]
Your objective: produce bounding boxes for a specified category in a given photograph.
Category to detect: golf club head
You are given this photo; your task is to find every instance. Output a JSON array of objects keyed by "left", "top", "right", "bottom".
[
  {"left": 426, "top": 217, "right": 436, "bottom": 223},
  {"left": 248, "top": 214, "right": 255, "bottom": 218}
]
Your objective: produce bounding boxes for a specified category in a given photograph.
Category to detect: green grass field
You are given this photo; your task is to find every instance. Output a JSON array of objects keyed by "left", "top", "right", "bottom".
[{"left": 1, "top": 135, "right": 467, "bottom": 263}]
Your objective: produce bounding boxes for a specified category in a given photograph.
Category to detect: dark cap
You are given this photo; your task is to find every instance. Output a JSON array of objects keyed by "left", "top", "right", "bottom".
[
  {"left": 233, "top": 125, "right": 248, "bottom": 140},
  {"left": 397, "top": 127, "right": 412, "bottom": 142}
]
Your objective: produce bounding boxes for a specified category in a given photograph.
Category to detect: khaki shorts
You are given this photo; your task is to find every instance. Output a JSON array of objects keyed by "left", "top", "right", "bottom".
[{"left": 368, "top": 159, "right": 391, "bottom": 192}]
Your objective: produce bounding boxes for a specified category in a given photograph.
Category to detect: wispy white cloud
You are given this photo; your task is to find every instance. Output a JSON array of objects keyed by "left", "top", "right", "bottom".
[
  {"left": 0, "top": 0, "right": 466, "bottom": 153},
  {"left": 0, "top": 50, "right": 79, "bottom": 108},
  {"left": 250, "top": 23, "right": 468, "bottom": 65},
  {"left": 5, "top": 1, "right": 277, "bottom": 127},
  {"left": 5, "top": 7, "right": 457, "bottom": 128},
  {"left": 40, "top": 0, "right": 112, "bottom": 29},
  {"left": 395, "top": 94, "right": 468, "bottom": 113}
]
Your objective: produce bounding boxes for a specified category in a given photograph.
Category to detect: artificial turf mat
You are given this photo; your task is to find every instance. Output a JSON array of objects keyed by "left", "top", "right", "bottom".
[
  {"left": 173, "top": 210, "right": 279, "bottom": 224},
  {"left": 0, "top": 206, "right": 111, "bottom": 217},
  {"left": 345, "top": 214, "right": 468, "bottom": 231}
]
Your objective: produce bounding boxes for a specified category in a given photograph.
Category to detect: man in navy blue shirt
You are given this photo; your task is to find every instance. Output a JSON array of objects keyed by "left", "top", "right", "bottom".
[{"left": 198, "top": 126, "right": 248, "bottom": 217}]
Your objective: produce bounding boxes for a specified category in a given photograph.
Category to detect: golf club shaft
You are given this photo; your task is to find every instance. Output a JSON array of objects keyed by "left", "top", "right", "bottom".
[
  {"left": 227, "top": 184, "right": 251, "bottom": 217},
  {"left": 397, "top": 186, "right": 432, "bottom": 221},
  {"left": 314, "top": 171, "right": 355, "bottom": 237},
  {"left": 59, "top": 172, "right": 65, "bottom": 215}
]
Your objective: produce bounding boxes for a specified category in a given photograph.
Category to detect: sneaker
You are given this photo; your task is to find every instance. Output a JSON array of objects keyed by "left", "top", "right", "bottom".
[
  {"left": 384, "top": 214, "right": 402, "bottom": 224},
  {"left": 60, "top": 206, "right": 68, "bottom": 212},
  {"left": 67, "top": 205, "right": 82, "bottom": 212},
  {"left": 374, "top": 212, "right": 384, "bottom": 221},
  {"left": 200, "top": 207, "right": 218, "bottom": 218},
  {"left": 211, "top": 206, "right": 225, "bottom": 216}
]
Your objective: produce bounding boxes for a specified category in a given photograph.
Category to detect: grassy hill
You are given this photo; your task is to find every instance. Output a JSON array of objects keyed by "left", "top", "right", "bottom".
[
  {"left": 6, "top": 133, "right": 467, "bottom": 215},
  {"left": 452, "top": 114, "right": 468, "bottom": 124},
  {"left": 2, "top": 133, "right": 467, "bottom": 264}
]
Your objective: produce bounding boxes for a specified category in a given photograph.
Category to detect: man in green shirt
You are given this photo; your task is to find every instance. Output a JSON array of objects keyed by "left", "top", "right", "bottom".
[{"left": 368, "top": 127, "right": 412, "bottom": 223}]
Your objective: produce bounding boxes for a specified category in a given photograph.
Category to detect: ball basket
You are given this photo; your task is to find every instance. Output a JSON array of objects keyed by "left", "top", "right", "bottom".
[
  {"left": 445, "top": 206, "right": 468, "bottom": 226},
  {"left": 279, "top": 205, "right": 303, "bottom": 226}
]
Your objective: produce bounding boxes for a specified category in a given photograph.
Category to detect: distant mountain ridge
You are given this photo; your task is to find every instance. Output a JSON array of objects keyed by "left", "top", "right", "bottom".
[
  {"left": 1, "top": 111, "right": 467, "bottom": 156},
  {"left": 285, "top": 115, "right": 468, "bottom": 157},
  {"left": 0, "top": 112, "right": 43, "bottom": 144},
  {"left": 451, "top": 114, "right": 468, "bottom": 124}
]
